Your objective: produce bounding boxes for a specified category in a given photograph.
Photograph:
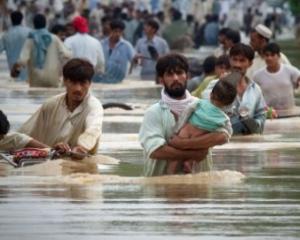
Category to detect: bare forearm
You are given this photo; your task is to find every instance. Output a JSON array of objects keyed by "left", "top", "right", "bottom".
[
  {"left": 25, "top": 139, "right": 49, "bottom": 149},
  {"left": 150, "top": 144, "right": 208, "bottom": 161},
  {"left": 171, "top": 132, "right": 228, "bottom": 150}
]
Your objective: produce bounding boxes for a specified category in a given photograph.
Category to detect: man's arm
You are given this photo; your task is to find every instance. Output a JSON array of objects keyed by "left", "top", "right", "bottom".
[
  {"left": 150, "top": 144, "right": 208, "bottom": 162},
  {"left": 25, "top": 139, "right": 48, "bottom": 148},
  {"left": 169, "top": 132, "right": 228, "bottom": 150}
]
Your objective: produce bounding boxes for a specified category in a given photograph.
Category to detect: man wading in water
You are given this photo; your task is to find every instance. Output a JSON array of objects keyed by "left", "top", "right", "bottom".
[
  {"left": 18, "top": 58, "right": 103, "bottom": 158},
  {"left": 139, "top": 53, "right": 229, "bottom": 176}
]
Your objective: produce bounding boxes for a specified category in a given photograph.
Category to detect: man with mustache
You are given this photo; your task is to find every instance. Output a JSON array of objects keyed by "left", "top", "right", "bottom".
[
  {"left": 18, "top": 58, "right": 103, "bottom": 157},
  {"left": 139, "top": 53, "right": 229, "bottom": 176},
  {"left": 202, "top": 43, "right": 266, "bottom": 135}
]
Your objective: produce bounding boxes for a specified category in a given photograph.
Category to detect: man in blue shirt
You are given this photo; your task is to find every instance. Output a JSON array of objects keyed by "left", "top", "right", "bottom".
[
  {"left": 135, "top": 19, "right": 169, "bottom": 81},
  {"left": 95, "top": 20, "right": 135, "bottom": 83},
  {"left": 0, "top": 11, "right": 31, "bottom": 81}
]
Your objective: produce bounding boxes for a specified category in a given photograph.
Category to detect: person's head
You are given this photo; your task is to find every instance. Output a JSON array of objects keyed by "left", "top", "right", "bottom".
[
  {"left": 101, "top": 16, "right": 112, "bottom": 37},
  {"left": 224, "top": 29, "right": 241, "bottom": 50},
  {"left": 156, "top": 53, "right": 189, "bottom": 98},
  {"left": 63, "top": 58, "right": 94, "bottom": 104},
  {"left": 250, "top": 24, "right": 272, "bottom": 52},
  {"left": 229, "top": 43, "right": 254, "bottom": 75},
  {"left": 262, "top": 42, "right": 281, "bottom": 67},
  {"left": 109, "top": 20, "right": 125, "bottom": 42},
  {"left": 33, "top": 14, "right": 46, "bottom": 29},
  {"left": 218, "top": 27, "right": 230, "bottom": 45},
  {"left": 210, "top": 80, "right": 237, "bottom": 107},
  {"left": 10, "top": 11, "right": 23, "bottom": 26},
  {"left": 202, "top": 56, "right": 217, "bottom": 75},
  {"left": 171, "top": 8, "right": 182, "bottom": 21},
  {"left": 144, "top": 19, "right": 159, "bottom": 37},
  {"left": 72, "top": 15, "right": 89, "bottom": 33},
  {"left": 215, "top": 55, "right": 230, "bottom": 77},
  {"left": 50, "top": 24, "right": 66, "bottom": 41},
  {"left": 0, "top": 110, "right": 10, "bottom": 140}
]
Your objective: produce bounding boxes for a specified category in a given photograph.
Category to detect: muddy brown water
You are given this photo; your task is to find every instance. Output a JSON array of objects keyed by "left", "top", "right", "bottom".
[{"left": 1, "top": 86, "right": 300, "bottom": 240}]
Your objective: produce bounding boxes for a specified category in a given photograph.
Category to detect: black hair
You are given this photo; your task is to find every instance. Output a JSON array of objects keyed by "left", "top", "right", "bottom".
[
  {"left": 216, "top": 55, "right": 230, "bottom": 68},
  {"left": 202, "top": 56, "right": 217, "bottom": 74},
  {"left": 229, "top": 43, "right": 255, "bottom": 61},
  {"left": 110, "top": 19, "right": 125, "bottom": 31},
  {"left": 63, "top": 58, "right": 94, "bottom": 82},
  {"left": 225, "top": 29, "right": 241, "bottom": 44},
  {"left": 33, "top": 14, "right": 46, "bottom": 29},
  {"left": 262, "top": 42, "right": 280, "bottom": 55},
  {"left": 211, "top": 80, "right": 237, "bottom": 106},
  {"left": 50, "top": 24, "right": 66, "bottom": 34},
  {"left": 10, "top": 11, "right": 23, "bottom": 26},
  {"left": 0, "top": 110, "right": 10, "bottom": 135},
  {"left": 156, "top": 53, "right": 189, "bottom": 77},
  {"left": 219, "top": 27, "right": 230, "bottom": 36},
  {"left": 145, "top": 19, "right": 159, "bottom": 32}
]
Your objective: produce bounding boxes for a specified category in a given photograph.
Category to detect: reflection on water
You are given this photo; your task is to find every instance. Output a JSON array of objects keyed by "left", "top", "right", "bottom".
[{"left": 1, "top": 148, "right": 300, "bottom": 239}]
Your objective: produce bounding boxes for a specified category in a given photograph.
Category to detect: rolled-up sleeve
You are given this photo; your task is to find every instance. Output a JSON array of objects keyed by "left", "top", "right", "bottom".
[
  {"left": 0, "top": 132, "right": 32, "bottom": 151},
  {"left": 78, "top": 99, "right": 103, "bottom": 151}
]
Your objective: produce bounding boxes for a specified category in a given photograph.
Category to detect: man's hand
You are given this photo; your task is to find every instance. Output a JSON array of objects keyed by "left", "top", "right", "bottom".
[
  {"left": 10, "top": 63, "right": 22, "bottom": 78},
  {"left": 53, "top": 142, "right": 71, "bottom": 154},
  {"left": 169, "top": 135, "right": 184, "bottom": 149},
  {"left": 71, "top": 145, "right": 88, "bottom": 160}
]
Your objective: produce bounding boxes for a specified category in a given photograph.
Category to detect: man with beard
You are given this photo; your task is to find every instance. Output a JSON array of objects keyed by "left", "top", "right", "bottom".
[
  {"left": 202, "top": 43, "right": 266, "bottom": 135},
  {"left": 139, "top": 53, "right": 229, "bottom": 176},
  {"left": 18, "top": 58, "right": 103, "bottom": 157}
]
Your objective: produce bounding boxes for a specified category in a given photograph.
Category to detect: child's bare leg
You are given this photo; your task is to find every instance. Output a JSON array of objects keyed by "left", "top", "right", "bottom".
[
  {"left": 183, "top": 160, "right": 193, "bottom": 173},
  {"left": 166, "top": 160, "right": 180, "bottom": 174}
]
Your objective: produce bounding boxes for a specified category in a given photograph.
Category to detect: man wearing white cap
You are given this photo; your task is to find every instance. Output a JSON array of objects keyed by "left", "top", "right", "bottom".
[{"left": 247, "top": 24, "right": 290, "bottom": 79}]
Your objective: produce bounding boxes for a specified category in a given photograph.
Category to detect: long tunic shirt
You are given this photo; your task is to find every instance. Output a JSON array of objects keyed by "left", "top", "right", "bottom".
[{"left": 19, "top": 92, "right": 103, "bottom": 154}]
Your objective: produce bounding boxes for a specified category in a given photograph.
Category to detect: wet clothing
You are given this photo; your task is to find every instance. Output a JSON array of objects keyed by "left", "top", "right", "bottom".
[
  {"left": 135, "top": 35, "right": 169, "bottom": 80},
  {"left": 246, "top": 52, "right": 290, "bottom": 79},
  {"left": 253, "top": 63, "right": 300, "bottom": 110},
  {"left": 202, "top": 79, "right": 266, "bottom": 135},
  {"left": 19, "top": 92, "right": 103, "bottom": 154},
  {"left": 0, "top": 25, "right": 31, "bottom": 81},
  {"left": 95, "top": 37, "right": 135, "bottom": 83},
  {"left": 19, "top": 34, "right": 72, "bottom": 87},
  {"left": 139, "top": 100, "right": 214, "bottom": 177},
  {"left": 64, "top": 33, "right": 105, "bottom": 73},
  {"left": 0, "top": 132, "right": 32, "bottom": 151},
  {"left": 189, "top": 99, "right": 231, "bottom": 135}
]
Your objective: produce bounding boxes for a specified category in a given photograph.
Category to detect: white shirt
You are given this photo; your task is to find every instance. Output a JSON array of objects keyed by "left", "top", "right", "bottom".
[
  {"left": 19, "top": 92, "right": 103, "bottom": 154},
  {"left": 253, "top": 64, "right": 300, "bottom": 110},
  {"left": 64, "top": 33, "right": 105, "bottom": 73},
  {"left": 246, "top": 52, "right": 290, "bottom": 79}
]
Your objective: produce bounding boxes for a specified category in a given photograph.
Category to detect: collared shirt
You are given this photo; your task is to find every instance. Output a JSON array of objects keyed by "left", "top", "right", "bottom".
[
  {"left": 19, "top": 34, "right": 72, "bottom": 87},
  {"left": 246, "top": 52, "right": 290, "bottom": 79},
  {"left": 19, "top": 92, "right": 103, "bottom": 154},
  {"left": 64, "top": 33, "right": 105, "bottom": 73},
  {"left": 97, "top": 37, "right": 135, "bottom": 83},
  {"left": 0, "top": 132, "right": 32, "bottom": 151},
  {"left": 202, "top": 79, "right": 266, "bottom": 134},
  {"left": 0, "top": 25, "right": 31, "bottom": 81},
  {"left": 135, "top": 35, "right": 169, "bottom": 80},
  {"left": 139, "top": 100, "right": 213, "bottom": 177}
]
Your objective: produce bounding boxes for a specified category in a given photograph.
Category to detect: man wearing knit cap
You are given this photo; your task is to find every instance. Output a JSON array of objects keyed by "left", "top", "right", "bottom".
[
  {"left": 64, "top": 16, "right": 105, "bottom": 74},
  {"left": 247, "top": 23, "right": 290, "bottom": 79}
]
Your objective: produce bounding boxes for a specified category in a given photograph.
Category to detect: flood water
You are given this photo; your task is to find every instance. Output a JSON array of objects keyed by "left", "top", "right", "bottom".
[{"left": 1, "top": 82, "right": 300, "bottom": 240}]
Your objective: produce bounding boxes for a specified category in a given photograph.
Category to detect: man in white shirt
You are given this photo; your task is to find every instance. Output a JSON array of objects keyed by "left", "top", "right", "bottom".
[
  {"left": 64, "top": 15, "right": 105, "bottom": 74},
  {"left": 253, "top": 43, "right": 300, "bottom": 110},
  {"left": 19, "top": 58, "right": 103, "bottom": 157},
  {"left": 247, "top": 24, "right": 290, "bottom": 79}
]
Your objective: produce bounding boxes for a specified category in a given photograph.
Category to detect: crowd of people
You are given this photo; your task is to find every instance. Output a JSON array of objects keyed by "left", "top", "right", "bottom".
[{"left": 1, "top": 0, "right": 300, "bottom": 176}]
